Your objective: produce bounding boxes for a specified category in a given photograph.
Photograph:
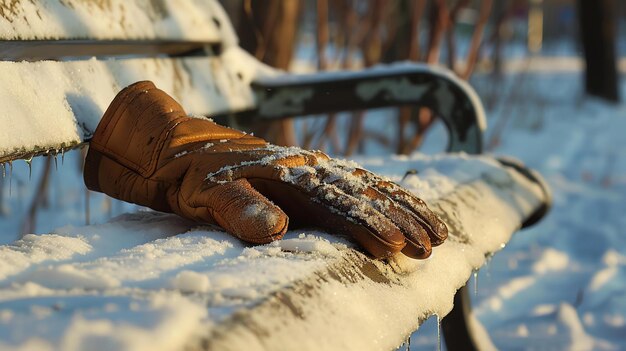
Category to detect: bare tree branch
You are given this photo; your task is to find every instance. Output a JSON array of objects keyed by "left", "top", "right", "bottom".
[
  {"left": 446, "top": 0, "right": 471, "bottom": 70},
  {"left": 426, "top": 0, "right": 449, "bottom": 63},
  {"left": 461, "top": 0, "right": 493, "bottom": 79}
]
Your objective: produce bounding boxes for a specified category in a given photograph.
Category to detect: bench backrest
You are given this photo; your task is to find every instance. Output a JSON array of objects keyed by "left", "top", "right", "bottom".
[
  {"left": 0, "top": 0, "right": 273, "bottom": 163},
  {"left": 0, "top": 0, "right": 487, "bottom": 164}
]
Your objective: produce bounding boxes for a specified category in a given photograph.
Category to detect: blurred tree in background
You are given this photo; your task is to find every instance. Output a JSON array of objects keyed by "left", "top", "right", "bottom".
[
  {"left": 223, "top": 0, "right": 302, "bottom": 146},
  {"left": 3, "top": 1, "right": 624, "bottom": 232},
  {"left": 578, "top": 0, "right": 619, "bottom": 102},
  {"left": 222, "top": 0, "right": 496, "bottom": 155},
  {"left": 220, "top": 0, "right": 623, "bottom": 153}
]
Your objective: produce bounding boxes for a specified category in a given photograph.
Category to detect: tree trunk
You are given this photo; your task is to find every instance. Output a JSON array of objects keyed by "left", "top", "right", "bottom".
[
  {"left": 234, "top": 0, "right": 301, "bottom": 145},
  {"left": 578, "top": 0, "right": 620, "bottom": 102},
  {"left": 461, "top": 0, "right": 493, "bottom": 79},
  {"left": 426, "top": 0, "right": 449, "bottom": 64}
]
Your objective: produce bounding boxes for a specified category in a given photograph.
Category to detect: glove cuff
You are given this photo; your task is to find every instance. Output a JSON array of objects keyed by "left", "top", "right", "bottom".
[{"left": 85, "top": 81, "right": 188, "bottom": 190}]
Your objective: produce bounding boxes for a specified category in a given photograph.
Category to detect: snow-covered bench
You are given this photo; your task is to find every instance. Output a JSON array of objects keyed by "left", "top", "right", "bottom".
[{"left": 0, "top": 1, "right": 550, "bottom": 350}]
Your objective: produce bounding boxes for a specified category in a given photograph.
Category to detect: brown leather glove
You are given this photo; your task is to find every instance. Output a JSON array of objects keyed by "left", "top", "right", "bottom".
[{"left": 84, "top": 81, "right": 447, "bottom": 259}]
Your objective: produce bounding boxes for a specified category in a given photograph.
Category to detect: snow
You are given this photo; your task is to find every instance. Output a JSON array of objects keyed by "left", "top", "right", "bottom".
[
  {"left": 170, "top": 271, "right": 210, "bottom": 293},
  {"left": 556, "top": 303, "right": 595, "bottom": 351},
  {"left": 0, "top": 0, "right": 237, "bottom": 46},
  {"left": 0, "top": 294, "right": 208, "bottom": 351},
  {"left": 277, "top": 233, "right": 342, "bottom": 257},
  {"left": 0, "top": 150, "right": 544, "bottom": 350},
  {"left": 0, "top": 45, "right": 276, "bottom": 161},
  {"left": 532, "top": 248, "right": 570, "bottom": 274},
  {"left": 0, "top": 234, "right": 91, "bottom": 280},
  {"left": 0, "top": 214, "right": 344, "bottom": 349}
]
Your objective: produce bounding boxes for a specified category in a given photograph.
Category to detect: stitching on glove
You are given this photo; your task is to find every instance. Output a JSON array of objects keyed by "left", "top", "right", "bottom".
[
  {"left": 92, "top": 115, "right": 191, "bottom": 178},
  {"left": 98, "top": 83, "right": 157, "bottom": 146}
]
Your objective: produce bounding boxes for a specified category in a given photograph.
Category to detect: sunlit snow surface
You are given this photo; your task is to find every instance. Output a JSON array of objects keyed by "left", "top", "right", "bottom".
[{"left": 0, "top": 143, "right": 547, "bottom": 351}]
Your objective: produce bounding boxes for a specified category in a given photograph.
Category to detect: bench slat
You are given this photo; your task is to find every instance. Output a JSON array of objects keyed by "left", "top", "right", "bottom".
[
  {"left": 0, "top": 0, "right": 234, "bottom": 44},
  {"left": 199, "top": 160, "right": 545, "bottom": 350},
  {"left": 0, "top": 46, "right": 268, "bottom": 164},
  {"left": 0, "top": 155, "right": 548, "bottom": 351},
  {"left": 0, "top": 40, "right": 220, "bottom": 61}
]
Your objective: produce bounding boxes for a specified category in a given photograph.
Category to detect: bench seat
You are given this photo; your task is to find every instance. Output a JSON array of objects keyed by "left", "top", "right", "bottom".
[{"left": 0, "top": 153, "right": 547, "bottom": 351}]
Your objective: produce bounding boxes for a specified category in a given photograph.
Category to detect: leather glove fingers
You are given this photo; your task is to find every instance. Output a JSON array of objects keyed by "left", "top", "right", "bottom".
[{"left": 192, "top": 145, "right": 447, "bottom": 258}]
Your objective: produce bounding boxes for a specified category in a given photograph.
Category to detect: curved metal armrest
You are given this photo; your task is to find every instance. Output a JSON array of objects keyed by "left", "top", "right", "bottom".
[
  {"left": 496, "top": 156, "right": 553, "bottom": 228},
  {"left": 238, "top": 63, "right": 487, "bottom": 154}
]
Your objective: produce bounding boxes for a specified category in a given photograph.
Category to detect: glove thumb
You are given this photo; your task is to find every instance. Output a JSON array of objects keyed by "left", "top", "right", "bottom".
[{"left": 187, "top": 179, "right": 289, "bottom": 244}]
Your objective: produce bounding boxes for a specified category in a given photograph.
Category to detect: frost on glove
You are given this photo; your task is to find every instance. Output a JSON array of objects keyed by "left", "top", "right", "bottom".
[{"left": 84, "top": 81, "right": 448, "bottom": 259}]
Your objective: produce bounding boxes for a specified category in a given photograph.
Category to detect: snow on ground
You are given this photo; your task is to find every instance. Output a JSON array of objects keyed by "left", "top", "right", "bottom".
[
  {"left": 478, "top": 82, "right": 626, "bottom": 350},
  {"left": 410, "top": 67, "right": 626, "bottom": 350}
]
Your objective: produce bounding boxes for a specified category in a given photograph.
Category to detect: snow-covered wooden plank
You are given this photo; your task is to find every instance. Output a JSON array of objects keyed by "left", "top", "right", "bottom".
[
  {"left": 199, "top": 156, "right": 546, "bottom": 351},
  {"left": 0, "top": 0, "right": 265, "bottom": 163},
  {"left": 0, "top": 46, "right": 275, "bottom": 163},
  {"left": 0, "top": 154, "right": 547, "bottom": 351},
  {"left": 0, "top": 0, "right": 236, "bottom": 45},
  {"left": 0, "top": 53, "right": 486, "bottom": 164}
]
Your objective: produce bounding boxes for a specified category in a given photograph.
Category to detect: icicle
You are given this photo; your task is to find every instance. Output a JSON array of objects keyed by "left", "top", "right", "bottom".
[
  {"left": 1, "top": 163, "right": 5, "bottom": 178},
  {"left": 473, "top": 270, "right": 479, "bottom": 296},
  {"left": 485, "top": 252, "right": 495, "bottom": 278},
  {"left": 53, "top": 154, "right": 58, "bottom": 171},
  {"left": 25, "top": 156, "right": 33, "bottom": 181},
  {"left": 436, "top": 314, "right": 441, "bottom": 351},
  {"left": 61, "top": 148, "right": 65, "bottom": 165},
  {"left": 8, "top": 161, "right": 12, "bottom": 197}
]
